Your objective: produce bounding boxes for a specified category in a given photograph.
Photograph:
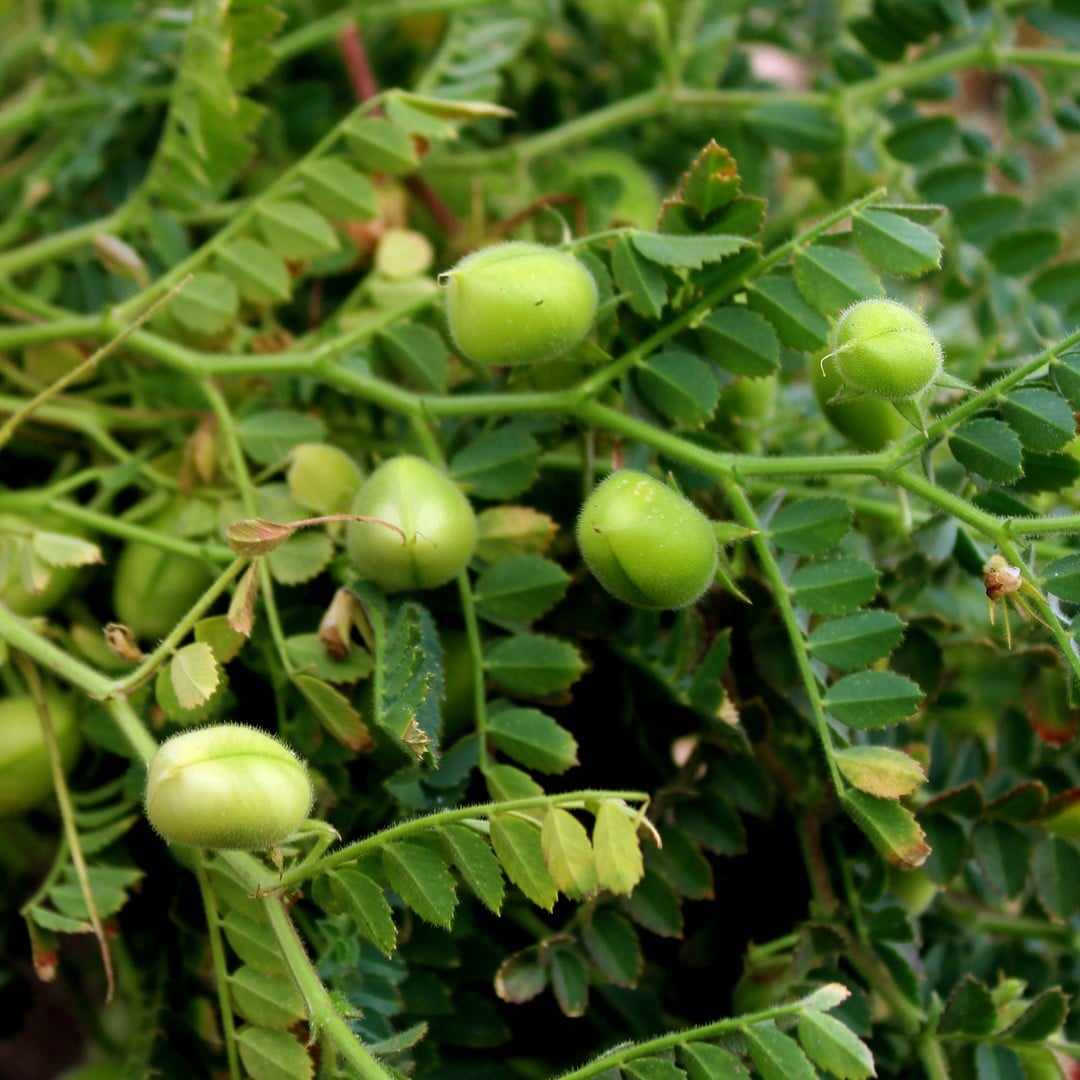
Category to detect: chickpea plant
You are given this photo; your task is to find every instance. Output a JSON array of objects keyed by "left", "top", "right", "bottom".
[{"left": 2, "top": 2, "right": 1080, "bottom": 1079}]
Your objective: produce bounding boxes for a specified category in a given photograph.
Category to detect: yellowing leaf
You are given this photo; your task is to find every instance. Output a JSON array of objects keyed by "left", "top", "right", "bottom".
[
  {"left": 228, "top": 562, "right": 260, "bottom": 637},
  {"left": 593, "top": 801, "right": 644, "bottom": 896},
  {"left": 170, "top": 642, "right": 220, "bottom": 710},
  {"left": 541, "top": 807, "right": 598, "bottom": 899},
  {"left": 835, "top": 747, "right": 927, "bottom": 798},
  {"left": 30, "top": 531, "right": 103, "bottom": 568}
]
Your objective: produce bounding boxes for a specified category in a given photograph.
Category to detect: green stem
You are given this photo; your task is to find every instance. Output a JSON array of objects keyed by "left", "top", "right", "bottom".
[
  {"left": 111, "top": 559, "right": 248, "bottom": 695},
  {"left": 0, "top": 215, "right": 125, "bottom": 280},
  {"left": 267, "top": 790, "right": 648, "bottom": 892},
  {"left": 456, "top": 570, "right": 490, "bottom": 773},
  {"left": 723, "top": 482, "right": 845, "bottom": 795},
  {"left": 556, "top": 991, "right": 836, "bottom": 1080},
  {"left": 918, "top": 1034, "right": 951, "bottom": 1080},
  {"left": 104, "top": 698, "right": 158, "bottom": 766},
  {"left": 194, "top": 857, "right": 241, "bottom": 1080},
  {"left": 256, "top": 888, "right": 390, "bottom": 1079}
]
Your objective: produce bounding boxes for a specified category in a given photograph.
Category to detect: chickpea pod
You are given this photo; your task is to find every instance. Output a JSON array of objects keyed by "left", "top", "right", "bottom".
[
  {"left": 442, "top": 241, "right": 598, "bottom": 366},
  {"left": 144, "top": 723, "right": 313, "bottom": 850},
  {"left": 577, "top": 471, "right": 719, "bottom": 610}
]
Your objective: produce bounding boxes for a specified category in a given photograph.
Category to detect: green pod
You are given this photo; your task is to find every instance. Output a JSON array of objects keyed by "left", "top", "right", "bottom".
[
  {"left": 0, "top": 513, "right": 84, "bottom": 617},
  {"left": 577, "top": 471, "right": 718, "bottom": 610},
  {"left": 0, "top": 693, "right": 81, "bottom": 817},
  {"left": 811, "top": 351, "right": 910, "bottom": 451},
  {"left": 145, "top": 723, "right": 313, "bottom": 850},
  {"left": 832, "top": 298, "right": 942, "bottom": 400},
  {"left": 346, "top": 456, "right": 477, "bottom": 592},
  {"left": 442, "top": 242, "right": 597, "bottom": 366},
  {"left": 112, "top": 508, "right": 213, "bottom": 640}
]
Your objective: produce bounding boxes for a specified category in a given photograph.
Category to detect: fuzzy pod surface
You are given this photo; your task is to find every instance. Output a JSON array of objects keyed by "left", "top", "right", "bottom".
[
  {"left": 0, "top": 693, "right": 81, "bottom": 817},
  {"left": 442, "top": 241, "right": 598, "bottom": 366},
  {"left": 145, "top": 723, "right": 313, "bottom": 850},
  {"left": 832, "top": 298, "right": 943, "bottom": 400},
  {"left": 577, "top": 470, "right": 719, "bottom": 610}
]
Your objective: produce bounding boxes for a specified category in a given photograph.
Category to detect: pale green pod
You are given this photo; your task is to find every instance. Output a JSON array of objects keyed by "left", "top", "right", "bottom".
[
  {"left": 145, "top": 723, "right": 313, "bottom": 850},
  {"left": 346, "top": 455, "right": 477, "bottom": 592},
  {"left": 0, "top": 693, "right": 81, "bottom": 817},
  {"left": 442, "top": 241, "right": 598, "bottom": 366},
  {"left": 832, "top": 298, "right": 943, "bottom": 400},
  {"left": 577, "top": 471, "right": 719, "bottom": 610}
]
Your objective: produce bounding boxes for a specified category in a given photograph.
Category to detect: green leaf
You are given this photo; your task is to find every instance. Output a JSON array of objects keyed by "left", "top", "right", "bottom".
[
  {"left": 1032, "top": 260, "right": 1080, "bottom": 307},
  {"left": 216, "top": 238, "right": 291, "bottom": 305},
  {"left": 284, "top": 633, "right": 373, "bottom": 684},
  {"left": 949, "top": 418, "right": 1024, "bottom": 484},
  {"left": 222, "top": 910, "right": 284, "bottom": 973},
  {"left": 835, "top": 746, "right": 927, "bottom": 797},
  {"left": 450, "top": 429, "right": 540, "bottom": 499},
  {"left": 987, "top": 228, "right": 1061, "bottom": 277},
  {"left": 747, "top": 276, "right": 830, "bottom": 350},
  {"left": 236, "top": 1027, "right": 313, "bottom": 1080},
  {"left": 938, "top": 974, "right": 996, "bottom": 1036},
  {"left": 593, "top": 800, "right": 644, "bottom": 896},
  {"left": 473, "top": 556, "right": 571, "bottom": 625},
  {"left": 793, "top": 245, "right": 884, "bottom": 316},
  {"left": 549, "top": 945, "right": 590, "bottom": 1018},
  {"left": 542, "top": 807, "right": 598, "bottom": 899},
  {"left": 377, "top": 323, "right": 449, "bottom": 393},
  {"left": 195, "top": 615, "right": 246, "bottom": 665},
  {"left": 619, "top": 867, "right": 683, "bottom": 937},
  {"left": 972, "top": 819, "right": 1030, "bottom": 898},
  {"left": 825, "top": 670, "right": 922, "bottom": 728},
  {"left": 698, "top": 306, "right": 781, "bottom": 377},
  {"left": 257, "top": 201, "right": 339, "bottom": 260},
  {"left": 1043, "top": 554, "right": 1080, "bottom": 602},
  {"left": 490, "top": 814, "right": 558, "bottom": 910},
  {"left": 678, "top": 1042, "right": 750, "bottom": 1079},
  {"left": 954, "top": 193, "right": 1025, "bottom": 247},
  {"left": 622, "top": 1058, "right": 686, "bottom": 1080},
  {"left": 841, "top": 789, "right": 930, "bottom": 870},
  {"left": 581, "top": 909, "right": 642, "bottom": 987},
  {"left": 650, "top": 825, "right": 714, "bottom": 900},
  {"left": 853, "top": 209, "right": 942, "bottom": 277},
  {"left": 495, "top": 948, "right": 548, "bottom": 1004},
  {"left": 485, "top": 763, "right": 544, "bottom": 802},
  {"left": 812, "top": 613, "right": 902, "bottom": 669},
  {"left": 613, "top": 234, "right": 667, "bottom": 317},
  {"left": 791, "top": 557, "right": 879, "bottom": 616},
  {"left": 636, "top": 350, "right": 719, "bottom": 427},
  {"left": 299, "top": 157, "right": 378, "bottom": 220},
  {"left": 672, "top": 141, "right": 742, "bottom": 219},
  {"left": 376, "top": 600, "right": 443, "bottom": 762},
  {"left": 172, "top": 271, "right": 239, "bottom": 334},
  {"left": 884, "top": 114, "right": 957, "bottom": 164},
  {"left": 630, "top": 231, "right": 750, "bottom": 269},
  {"left": 973, "top": 1045, "right": 1025, "bottom": 1080},
  {"left": 1000, "top": 988, "right": 1068, "bottom": 1042},
  {"left": 328, "top": 868, "right": 397, "bottom": 956},
  {"left": 267, "top": 529, "right": 333, "bottom": 586},
  {"left": 345, "top": 115, "right": 418, "bottom": 173},
  {"left": 1033, "top": 836, "right": 1080, "bottom": 919},
  {"left": 744, "top": 1022, "right": 818, "bottom": 1080},
  {"left": 382, "top": 842, "right": 457, "bottom": 928},
  {"left": 293, "top": 672, "right": 372, "bottom": 751},
  {"left": 797, "top": 1010, "right": 876, "bottom": 1079},
  {"left": 1001, "top": 388, "right": 1076, "bottom": 451},
  {"left": 229, "top": 966, "right": 307, "bottom": 1030},
  {"left": 771, "top": 497, "right": 851, "bottom": 555},
  {"left": 484, "top": 634, "right": 585, "bottom": 696},
  {"left": 237, "top": 410, "right": 327, "bottom": 466},
  {"left": 488, "top": 707, "right": 579, "bottom": 774},
  {"left": 749, "top": 102, "right": 843, "bottom": 151},
  {"left": 436, "top": 824, "right": 505, "bottom": 914},
  {"left": 170, "top": 642, "right": 219, "bottom": 711}
]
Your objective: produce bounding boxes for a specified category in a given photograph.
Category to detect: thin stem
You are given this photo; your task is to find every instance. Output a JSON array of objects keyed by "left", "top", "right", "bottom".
[
  {"left": 194, "top": 857, "right": 241, "bottom": 1080},
  {"left": 723, "top": 482, "right": 845, "bottom": 795},
  {"left": 0, "top": 213, "right": 125, "bottom": 280},
  {"left": 456, "top": 570, "right": 490, "bottom": 773},
  {"left": 267, "top": 790, "right": 649, "bottom": 892}
]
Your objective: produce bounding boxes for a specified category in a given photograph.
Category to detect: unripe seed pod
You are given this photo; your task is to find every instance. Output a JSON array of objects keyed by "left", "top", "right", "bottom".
[
  {"left": 577, "top": 471, "right": 718, "bottom": 610},
  {"left": 442, "top": 242, "right": 598, "bottom": 366},
  {"left": 810, "top": 351, "right": 910, "bottom": 451},
  {"left": 286, "top": 443, "right": 363, "bottom": 515},
  {"left": 832, "top": 298, "right": 942, "bottom": 400},
  {"left": 144, "top": 723, "right": 313, "bottom": 850},
  {"left": 0, "top": 693, "right": 81, "bottom": 817},
  {"left": 346, "top": 455, "right": 477, "bottom": 592}
]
